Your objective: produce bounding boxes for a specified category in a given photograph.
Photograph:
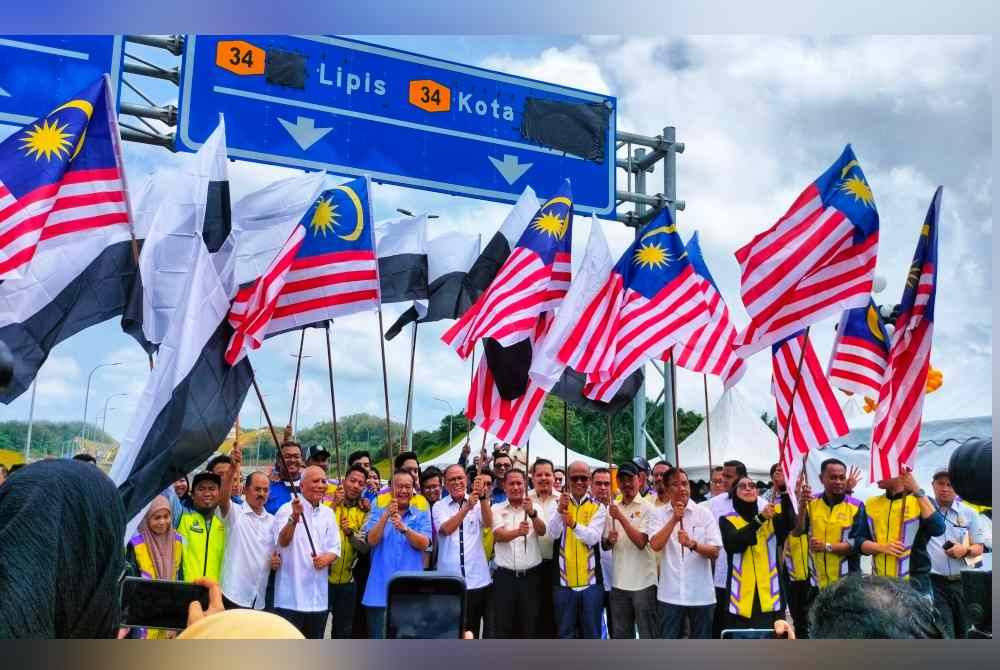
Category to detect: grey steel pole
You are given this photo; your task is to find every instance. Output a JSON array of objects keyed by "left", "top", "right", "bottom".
[
  {"left": 661, "top": 126, "right": 680, "bottom": 463},
  {"left": 25, "top": 379, "right": 37, "bottom": 463},
  {"left": 100, "top": 393, "right": 127, "bottom": 442},
  {"left": 632, "top": 147, "right": 647, "bottom": 460},
  {"left": 80, "top": 362, "right": 120, "bottom": 448},
  {"left": 433, "top": 397, "right": 455, "bottom": 446}
]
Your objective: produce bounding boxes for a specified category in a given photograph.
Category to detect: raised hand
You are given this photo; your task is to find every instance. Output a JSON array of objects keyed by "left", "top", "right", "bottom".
[
  {"left": 846, "top": 465, "right": 863, "bottom": 493},
  {"left": 761, "top": 503, "right": 776, "bottom": 520},
  {"left": 291, "top": 498, "right": 303, "bottom": 523},
  {"left": 231, "top": 443, "right": 243, "bottom": 468}
]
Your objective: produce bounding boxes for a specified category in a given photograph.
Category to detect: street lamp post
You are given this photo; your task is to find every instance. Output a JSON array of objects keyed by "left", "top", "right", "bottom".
[
  {"left": 98, "top": 392, "right": 128, "bottom": 442},
  {"left": 288, "top": 352, "right": 313, "bottom": 434},
  {"left": 80, "top": 362, "right": 121, "bottom": 448},
  {"left": 432, "top": 397, "right": 455, "bottom": 447}
]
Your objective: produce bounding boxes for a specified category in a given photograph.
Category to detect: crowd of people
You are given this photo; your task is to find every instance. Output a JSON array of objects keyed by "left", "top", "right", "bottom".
[{"left": 99, "top": 431, "right": 991, "bottom": 640}]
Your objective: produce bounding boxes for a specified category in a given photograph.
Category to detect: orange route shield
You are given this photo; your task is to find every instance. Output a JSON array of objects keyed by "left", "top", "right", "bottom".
[
  {"left": 408, "top": 80, "right": 451, "bottom": 112},
  {"left": 216, "top": 40, "right": 266, "bottom": 76}
]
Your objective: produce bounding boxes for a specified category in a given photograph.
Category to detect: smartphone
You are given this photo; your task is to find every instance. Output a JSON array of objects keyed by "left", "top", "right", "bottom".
[
  {"left": 721, "top": 628, "right": 779, "bottom": 639},
  {"left": 385, "top": 572, "right": 466, "bottom": 639},
  {"left": 120, "top": 577, "right": 209, "bottom": 631},
  {"left": 942, "top": 540, "right": 955, "bottom": 551}
]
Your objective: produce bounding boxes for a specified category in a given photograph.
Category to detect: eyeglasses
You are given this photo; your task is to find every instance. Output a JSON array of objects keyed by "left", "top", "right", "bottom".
[
  {"left": 569, "top": 475, "right": 590, "bottom": 483},
  {"left": 737, "top": 482, "right": 756, "bottom": 491}
]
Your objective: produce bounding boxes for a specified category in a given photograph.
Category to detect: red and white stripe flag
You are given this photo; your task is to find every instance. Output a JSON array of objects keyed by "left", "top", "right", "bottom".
[
  {"left": 772, "top": 331, "right": 849, "bottom": 509},
  {"left": 827, "top": 300, "right": 890, "bottom": 397},
  {"left": 734, "top": 145, "right": 879, "bottom": 356}
]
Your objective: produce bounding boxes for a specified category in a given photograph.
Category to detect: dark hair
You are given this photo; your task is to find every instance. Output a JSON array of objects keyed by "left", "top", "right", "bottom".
[
  {"left": 503, "top": 468, "right": 526, "bottom": 483},
  {"left": 711, "top": 465, "right": 724, "bottom": 475},
  {"left": 820, "top": 458, "right": 846, "bottom": 475},
  {"left": 664, "top": 467, "right": 688, "bottom": 486},
  {"left": 591, "top": 467, "right": 611, "bottom": 480},
  {"left": 420, "top": 466, "right": 443, "bottom": 486},
  {"left": 493, "top": 451, "right": 513, "bottom": 463},
  {"left": 280, "top": 442, "right": 302, "bottom": 457},
  {"left": 478, "top": 468, "right": 495, "bottom": 483},
  {"left": 769, "top": 462, "right": 781, "bottom": 479},
  {"left": 244, "top": 471, "right": 269, "bottom": 489},
  {"left": 348, "top": 450, "right": 371, "bottom": 466},
  {"left": 810, "top": 575, "right": 944, "bottom": 639},
  {"left": 723, "top": 460, "right": 747, "bottom": 478},
  {"left": 652, "top": 461, "right": 670, "bottom": 474},
  {"left": 392, "top": 468, "right": 416, "bottom": 486},
  {"left": 394, "top": 451, "right": 419, "bottom": 470},
  {"left": 554, "top": 467, "right": 566, "bottom": 476},
  {"left": 206, "top": 454, "right": 233, "bottom": 472},
  {"left": 532, "top": 458, "right": 554, "bottom": 473},
  {"left": 72, "top": 453, "right": 97, "bottom": 464},
  {"left": 345, "top": 463, "right": 369, "bottom": 481}
]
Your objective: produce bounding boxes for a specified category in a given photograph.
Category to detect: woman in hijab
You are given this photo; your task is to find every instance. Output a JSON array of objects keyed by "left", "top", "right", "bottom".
[
  {"left": 0, "top": 459, "right": 126, "bottom": 638},
  {"left": 126, "top": 495, "right": 183, "bottom": 639},
  {"left": 719, "top": 476, "right": 794, "bottom": 632}
]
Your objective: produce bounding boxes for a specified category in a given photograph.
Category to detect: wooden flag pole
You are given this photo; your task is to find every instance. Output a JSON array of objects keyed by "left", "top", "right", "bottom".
[
  {"left": 778, "top": 327, "right": 812, "bottom": 472},
  {"left": 289, "top": 329, "right": 307, "bottom": 429},
  {"left": 251, "top": 374, "right": 316, "bottom": 557},
  {"left": 467, "top": 347, "right": 475, "bottom": 447},
  {"left": 563, "top": 399, "right": 569, "bottom": 471},
  {"left": 376, "top": 308, "right": 393, "bottom": 461},
  {"left": 703, "top": 374, "right": 712, "bottom": 470},
  {"left": 669, "top": 353, "right": 680, "bottom": 466},
  {"left": 324, "top": 322, "right": 342, "bottom": 482},
  {"left": 606, "top": 415, "right": 613, "bottom": 468},
  {"left": 402, "top": 321, "right": 419, "bottom": 449}
]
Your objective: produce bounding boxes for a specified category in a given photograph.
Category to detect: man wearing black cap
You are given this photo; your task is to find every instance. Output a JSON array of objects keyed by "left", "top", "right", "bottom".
[
  {"left": 307, "top": 446, "right": 332, "bottom": 475},
  {"left": 177, "top": 470, "right": 227, "bottom": 583},
  {"left": 632, "top": 457, "right": 651, "bottom": 497}
]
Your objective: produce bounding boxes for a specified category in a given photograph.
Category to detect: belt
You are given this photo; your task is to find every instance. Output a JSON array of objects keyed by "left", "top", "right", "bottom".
[
  {"left": 931, "top": 573, "right": 962, "bottom": 583},
  {"left": 496, "top": 565, "right": 535, "bottom": 578}
]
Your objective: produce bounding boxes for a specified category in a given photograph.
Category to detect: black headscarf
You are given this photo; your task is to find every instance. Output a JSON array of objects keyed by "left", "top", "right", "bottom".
[
  {"left": 730, "top": 479, "right": 759, "bottom": 522},
  {"left": 0, "top": 460, "right": 126, "bottom": 638}
]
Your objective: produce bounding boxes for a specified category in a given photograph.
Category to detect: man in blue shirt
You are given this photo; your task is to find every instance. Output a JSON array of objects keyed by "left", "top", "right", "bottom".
[
  {"left": 265, "top": 440, "right": 305, "bottom": 515},
  {"left": 491, "top": 452, "right": 512, "bottom": 505},
  {"left": 362, "top": 469, "right": 432, "bottom": 638}
]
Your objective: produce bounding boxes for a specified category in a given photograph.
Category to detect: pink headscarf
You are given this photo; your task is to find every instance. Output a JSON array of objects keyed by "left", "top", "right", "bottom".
[{"left": 138, "top": 495, "right": 175, "bottom": 580}]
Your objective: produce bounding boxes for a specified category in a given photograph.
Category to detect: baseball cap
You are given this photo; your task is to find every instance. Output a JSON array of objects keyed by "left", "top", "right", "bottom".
[
  {"left": 618, "top": 462, "right": 641, "bottom": 478},
  {"left": 309, "top": 445, "right": 331, "bottom": 461},
  {"left": 192, "top": 471, "right": 222, "bottom": 488},
  {"left": 631, "top": 456, "right": 651, "bottom": 473}
]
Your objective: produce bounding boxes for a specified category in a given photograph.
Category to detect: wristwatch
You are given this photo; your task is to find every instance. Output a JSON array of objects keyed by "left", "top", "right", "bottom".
[
  {"left": 914, "top": 488, "right": 927, "bottom": 498},
  {"left": 825, "top": 542, "right": 833, "bottom": 553},
  {"left": 528, "top": 510, "right": 538, "bottom": 519}
]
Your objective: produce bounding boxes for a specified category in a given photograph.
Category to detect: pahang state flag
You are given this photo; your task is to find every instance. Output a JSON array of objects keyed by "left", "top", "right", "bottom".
[
  {"left": 870, "top": 187, "right": 942, "bottom": 482},
  {"left": 110, "top": 122, "right": 252, "bottom": 527},
  {"left": 772, "top": 330, "right": 849, "bottom": 511},
  {"left": 557, "top": 209, "right": 711, "bottom": 403},
  {"left": 224, "top": 177, "right": 379, "bottom": 363},
  {"left": 662, "top": 232, "right": 746, "bottom": 389},
  {"left": 0, "top": 76, "right": 134, "bottom": 402},
  {"left": 733, "top": 145, "right": 880, "bottom": 356},
  {"left": 376, "top": 213, "right": 429, "bottom": 310},
  {"left": 442, "top": 179, "right": 573, "bottom": 358},
  {"left": 827, "top": 298, "right": 890, "bottom": 397}
]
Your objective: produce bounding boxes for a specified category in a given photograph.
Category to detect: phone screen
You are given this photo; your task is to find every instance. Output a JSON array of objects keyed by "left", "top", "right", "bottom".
[
  {"left": 386, "top": 573, "right": 465, "bottom": 639},
  {"left": 120, "top": 577, "right": 209, "bottom": 631},
  {"left": 721, "top": 628, "right": 779, "bottom": 639}
]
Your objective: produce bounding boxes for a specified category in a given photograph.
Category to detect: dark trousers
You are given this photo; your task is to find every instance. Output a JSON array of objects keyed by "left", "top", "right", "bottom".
[
  {"left": 609, "top": 585, "right": 659, "bottom": 639},
  {"left": 465, "top": 584, "right": 493, "bottom": 638},
  {"left": 538, "top": 558, "right": 557, "bottom": 637},
  {"left": 712, "top": 586, "right": 728, "bottom": 639},
  {"left": 554, "top": 583, "right": 603, "bottom": 638},
  {"left": 274, "top": 608, "right": 327, "bottom": 639},
  {"left": 328, "top": 581, "right": 356, "bottom": 639},
  {"left": 603, "top": 589, "right": 613, "bottom": 639},
  {"left": 786, "top": 579, "right": 816, "bottom": 639},
  {"left": 366, "top": 606, "right": 386, "bottom": 639},
  {"left": 222, "top": 594, "right": 251, "bottom": 610},
  {"left": 493, "top": 566, "right": 542, "bottom": 638},
  {"left": 932, "top": 574, "right": 969, "bottom": 639},
  {"left": 659, "top": 601, "right": 714, "bottom": 639},
  {"left": 352, "top": 554, "right": 372, "bottom": 638}
]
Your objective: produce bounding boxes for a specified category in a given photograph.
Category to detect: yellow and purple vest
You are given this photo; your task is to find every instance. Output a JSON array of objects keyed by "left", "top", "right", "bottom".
[
  {"left": 558, "top": 495, "right": 601, "bottom": 589},
  {"left": 864, "top": 494, "right": 921, "bottom": 581},
  {"left": 724, "top": 508, "right": 783, "bottom": 619},
  {"left": 784, "top": 532, "right": 810, "bottom": 582},
  {"left": 806, "top": 494, "right": 862, "bottom": 590}
]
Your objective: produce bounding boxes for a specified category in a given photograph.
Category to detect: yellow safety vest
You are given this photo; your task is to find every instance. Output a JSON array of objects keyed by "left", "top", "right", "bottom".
[
  {"left": 724, "top": 511, "right": 783, "bottom": 620},
  {"left": 805, "top": 495, "right": 862, "bottom": 590},
  {"left": 324, "top": 501, "right": 368, "bottom": 584},
  {"left": 558, "top": 495, "right": 601, "bottom": 589},
  {"left": 784, "top": 533, "right": 810, "bottom": 582},
  {"left": 864, "top": 494, "right": 921, "bottom": 581},
  {"left": 177, "top": 509, "right": 226, "bottom": 583}
]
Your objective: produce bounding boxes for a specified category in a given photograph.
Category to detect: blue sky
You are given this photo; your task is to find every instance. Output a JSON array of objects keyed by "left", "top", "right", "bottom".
[{"left": 0, "top": 35, "right": 991, "bottom": 450}]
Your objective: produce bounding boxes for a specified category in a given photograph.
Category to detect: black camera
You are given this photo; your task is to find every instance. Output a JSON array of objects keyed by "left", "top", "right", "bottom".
[{"left": 948, "top": 438, "right": 991, "bottom": 507}]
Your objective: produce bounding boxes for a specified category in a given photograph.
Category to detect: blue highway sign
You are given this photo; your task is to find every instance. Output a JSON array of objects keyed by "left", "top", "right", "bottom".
[
  {"left": 178, "top": 35, "right": 616, "bottom": 214},
  {"left": 0, "top": 36, "right": 124, "bottom": 126}
]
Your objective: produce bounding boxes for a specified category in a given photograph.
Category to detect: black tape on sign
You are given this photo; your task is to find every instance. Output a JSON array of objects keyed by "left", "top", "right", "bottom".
[
  {"left": 266, "top": 49, "right": 306, "bottom": 89},
  {"left": 521, "top": 98, "right": 610, "bottom": 163}
]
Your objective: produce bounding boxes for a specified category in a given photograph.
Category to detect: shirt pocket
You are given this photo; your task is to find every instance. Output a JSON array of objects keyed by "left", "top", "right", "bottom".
[{"left": 689, "top": 522, "right": 709, "bottom": 542}]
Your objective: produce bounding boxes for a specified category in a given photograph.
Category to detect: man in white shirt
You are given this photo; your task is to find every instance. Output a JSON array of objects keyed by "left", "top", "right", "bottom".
[
  {"left": 492, "top": 468, "right": 547, "bottom": 638},
  {"left": 272, "top": 465, "right": 341, "bottom": 638},
  {"left": 218, "top": 443, "right": 278, "bottom": 610},
  {"left": 649, "top": 467, "right": 722, "bottom": 639},
  {"left": 605, "top": 462, "right": 658, "bottom": 638},
  {"left": 592, "top": 468, "right": 615, "bottom": 638},
  {"left": 433, "top": 464, "right": 494, "bottom": 638},
  {"left": 528, "top": 458, "right": 560, "bottom": 637}
]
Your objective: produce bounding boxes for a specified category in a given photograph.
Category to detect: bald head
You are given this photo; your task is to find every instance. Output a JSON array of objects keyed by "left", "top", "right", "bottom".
[
  {"left": 567, "top": 460, "right": 590, "bottom": 498},
  {"left": 301, "top": 465, "right": 328, "bottom": 505}
]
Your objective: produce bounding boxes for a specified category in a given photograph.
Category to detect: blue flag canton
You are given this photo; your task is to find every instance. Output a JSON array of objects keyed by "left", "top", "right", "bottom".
[
  {"left": 771, "top": 328, "right": 806, "bottom": 355},
  {"left": 899, "top": 187, "right": 941, "bottom": 323},
  {"left": 0, "top": 77, "right": 117, "bottom": 200},
  {"left": 516, "top": 178, "right": 573, "bottom": 265},
  {"left": 296, "top": 177, "right": 375, "bottom": 258},
  {"left": 616, "top": 209, "right": 692, "bottom": 300},
  {"left": 840, "top": 299, "right": 890, "bottom": 353},
  {"left": 814, "top": 144, "right": 879, "bottom": 242},
  {"left": 684, "top": 231, "right": 720, "bottom": 293}
]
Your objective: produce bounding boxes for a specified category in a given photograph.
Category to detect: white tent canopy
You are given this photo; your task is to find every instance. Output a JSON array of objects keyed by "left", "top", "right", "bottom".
[
  {"left": 422, "top": 422, "right": 608, "bottom": 471},
  {"left": 652, "top": 387, "right": 778, "bottom": 482}
]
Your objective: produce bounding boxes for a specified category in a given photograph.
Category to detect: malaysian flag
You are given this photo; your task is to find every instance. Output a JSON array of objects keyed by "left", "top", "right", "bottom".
[
  {"left": 870, "top": 187, "right": 941, "bottom": 482},
  {"left": 556, "top": 208, "right": 711, "bottom": 403},
  {"left": 442, "top": 179, "right": 572, "bottom": 358},
  {"left": 224, "top": 177, "right": 379, "bottom": 364},
  {"left": 772, "top": 330, "right": 849, "bottom": 510},
  {"left": 734, "top": 145, "right": 880, "bottom": 356},
  {"left": 827, "top": 298, "right": 890, "bottom": 397},
  {"left": 0, "top": 75, "right": 129, "bottom": 280},
  {"left": 663, "top": 232, "right": 746, "bottom": 389}
]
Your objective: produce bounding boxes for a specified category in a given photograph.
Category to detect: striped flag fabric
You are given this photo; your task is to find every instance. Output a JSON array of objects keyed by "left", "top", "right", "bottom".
[
  {"left": 733, "top": 145, "right": 880, "bottom": 356},
  {"left": 556, "top": 208, "right": 711, "bottom": 403},
  {"left": 870, "top": 187, "right": 941, "bottom": 482},
  {"left": 442, "top": 179, "right": 572, "bottom": 358},
  {"left": 827, "top": 298, "right": 890, "bottom": 397},
  {"left": 0, "top": 76, "right": 129, "bottom": 280},
  {"left": 663, "top": 232, "right": 746, "bottom": 389},
  {"left": 772, "top": 330, "right": 849, "bottom": 508},
  {"left": 224, "top": 177, "right": 379, "bottom": 364}
]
